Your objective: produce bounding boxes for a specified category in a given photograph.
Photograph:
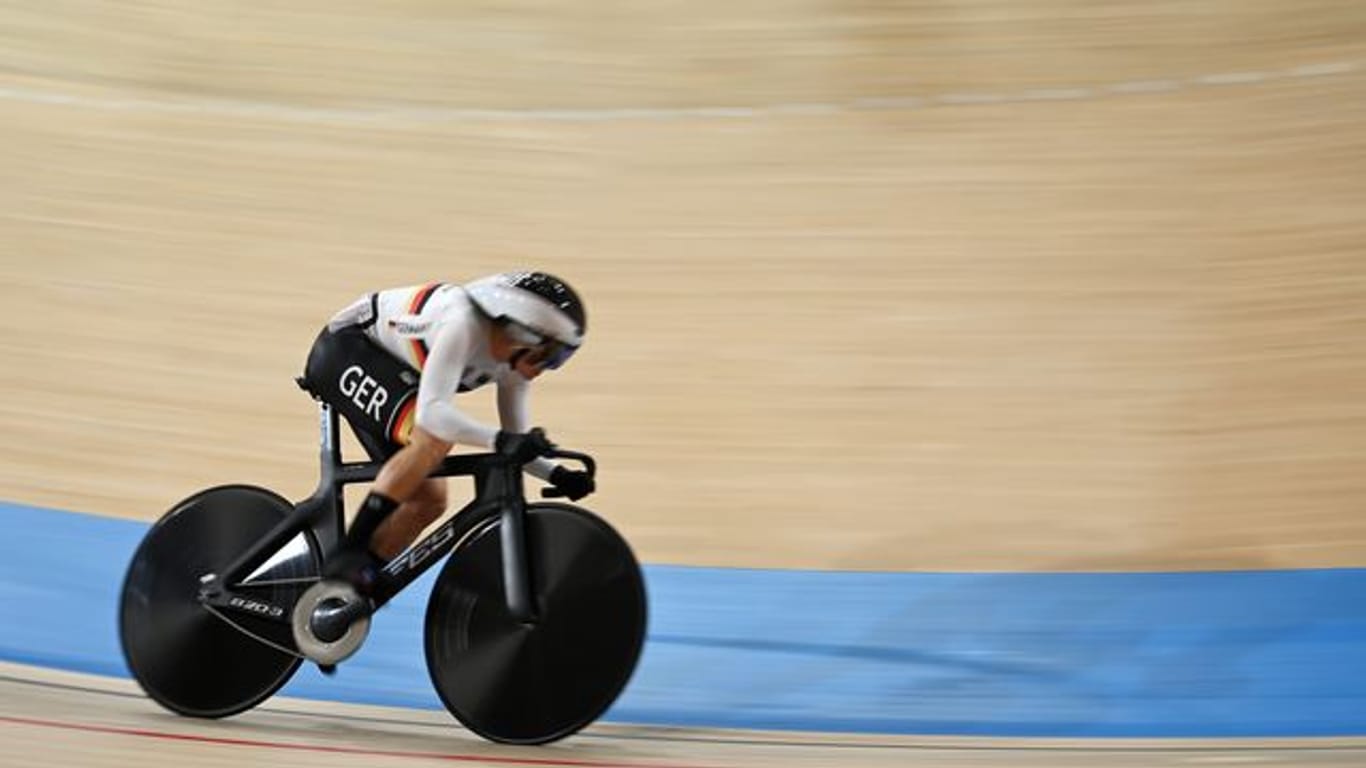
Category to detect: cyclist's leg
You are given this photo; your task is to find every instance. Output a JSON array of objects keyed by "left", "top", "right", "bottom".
[
  {"left": 372, "top": 477, "right": 448, "bottom": 560},
  {"left": 301, "top": 324, "right": 419, "bottom": 465},
  {"left": 301, "top": 325, "right": 424, "bottom": 584}
]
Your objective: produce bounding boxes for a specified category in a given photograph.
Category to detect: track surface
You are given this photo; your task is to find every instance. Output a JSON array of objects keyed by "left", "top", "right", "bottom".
[
  {"left": 5, "top": 663, "right": 1366, "bottom": 768},
  {"left": 3, "top": 2, "right": 1365, "bottom": 573},
  {"left": 2, "top": 0, "right": 1364, "bottom": 764}
]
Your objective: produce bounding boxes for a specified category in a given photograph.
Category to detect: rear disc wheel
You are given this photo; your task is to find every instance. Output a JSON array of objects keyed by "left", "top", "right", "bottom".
[{"left": 119, "top": 485, "right": 319, "bottom": 717}]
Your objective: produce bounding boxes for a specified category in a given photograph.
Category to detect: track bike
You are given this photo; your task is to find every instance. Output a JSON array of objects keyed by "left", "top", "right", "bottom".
[{"left": 118, "top": 395, "right": 647, "bottom": 745}]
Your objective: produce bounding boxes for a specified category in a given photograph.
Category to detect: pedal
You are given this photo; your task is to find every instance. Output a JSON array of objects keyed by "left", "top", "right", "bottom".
[{"left": 291, "top": 580, "right": 372, "bottom": 666}]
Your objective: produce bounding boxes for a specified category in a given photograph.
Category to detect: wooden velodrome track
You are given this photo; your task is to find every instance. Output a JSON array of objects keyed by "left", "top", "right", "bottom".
[{"left": 2, "top": 0, "right": 1365, "bottom": 765}]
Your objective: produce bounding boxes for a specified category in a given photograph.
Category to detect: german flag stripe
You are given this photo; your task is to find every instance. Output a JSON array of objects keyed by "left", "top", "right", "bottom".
[
  {"left": 406, "top": 283, "right": 442, "bottom": 368},
  {"left": 389, "top": 395, "right": 418, "bottom": 445},
  {"left": 408, "top": 282, "right": 442, "bottom": 313}
]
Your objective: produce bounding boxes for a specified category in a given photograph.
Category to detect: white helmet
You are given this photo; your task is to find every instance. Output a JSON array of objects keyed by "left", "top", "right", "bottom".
[{"left": 464, "top": 271, "right": 587, "bottom": 368}]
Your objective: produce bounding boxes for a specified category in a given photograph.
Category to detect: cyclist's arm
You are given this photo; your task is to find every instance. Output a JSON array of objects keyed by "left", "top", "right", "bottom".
[
  {"left": 497, "top": 373, "right": 556, "bottom": 481},
  {"left": 412, "top": 319, "right": 499, "bottom": 449}
]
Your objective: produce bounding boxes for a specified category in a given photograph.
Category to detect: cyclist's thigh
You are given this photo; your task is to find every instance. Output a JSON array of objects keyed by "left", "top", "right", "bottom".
[{"left": 303, "top": 326, "right": 418, "bottom": 459}]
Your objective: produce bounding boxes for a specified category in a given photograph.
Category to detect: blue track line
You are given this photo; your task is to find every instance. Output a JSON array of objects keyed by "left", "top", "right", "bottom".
[{"left": 1, "top": 501, "right": 1363, "bottom": 737}]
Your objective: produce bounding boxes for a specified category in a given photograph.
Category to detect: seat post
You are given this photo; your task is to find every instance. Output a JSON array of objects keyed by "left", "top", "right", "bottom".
[
  {"left": 320, "top": 402, "right": 342, "bottom": 464},
  {"left": 310, "top": 402, "right": 346, "bottom": 549}
]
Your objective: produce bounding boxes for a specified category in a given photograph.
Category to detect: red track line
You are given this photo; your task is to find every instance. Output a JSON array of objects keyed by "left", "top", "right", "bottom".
[{"left": 0, "top": 715, "right": 716, "bottom": 768}]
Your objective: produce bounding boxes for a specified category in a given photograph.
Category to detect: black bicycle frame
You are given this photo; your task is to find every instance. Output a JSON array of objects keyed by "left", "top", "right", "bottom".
[{"left": 206, "top": 402, "right": 578, "bottom": 623}]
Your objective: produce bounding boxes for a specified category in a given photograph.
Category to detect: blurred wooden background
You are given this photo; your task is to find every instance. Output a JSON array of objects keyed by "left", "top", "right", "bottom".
[{"left": 2, "top": 0, "right": 1364, "bottom": 571}]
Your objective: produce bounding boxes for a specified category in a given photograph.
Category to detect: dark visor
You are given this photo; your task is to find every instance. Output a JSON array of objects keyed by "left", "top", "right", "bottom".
[{"left": 530, "top": 339, "right": 577, "bottom": 370}]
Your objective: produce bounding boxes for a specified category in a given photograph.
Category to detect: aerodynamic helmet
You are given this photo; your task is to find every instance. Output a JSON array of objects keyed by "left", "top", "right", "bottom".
[{"left": 464, "top": 271, "right": 586, "bottom": 369}]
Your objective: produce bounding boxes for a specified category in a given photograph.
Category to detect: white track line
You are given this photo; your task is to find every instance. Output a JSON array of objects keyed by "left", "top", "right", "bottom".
[
  {"left": 1193, "top": 71, "right": 1272, "bottom": 86},
  {"left": 1105, "top": 80, "right": 1183, "bottom": 94},
  {"left": 0, "top": 60, "right": 1358, "bottom": 125}
]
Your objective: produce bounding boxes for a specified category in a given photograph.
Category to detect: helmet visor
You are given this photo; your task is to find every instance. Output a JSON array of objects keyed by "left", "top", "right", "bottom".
[{"left": 530, "top": 339, "right": 577, "bottom": 370}]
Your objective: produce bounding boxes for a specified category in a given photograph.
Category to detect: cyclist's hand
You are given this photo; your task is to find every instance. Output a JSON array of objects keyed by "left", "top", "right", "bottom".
[
  {"left": 548, "top": 466, "right": 595, "bottom": 501},
  {"left": 495, "top": 428, "right": 554, "bottom": 463}
]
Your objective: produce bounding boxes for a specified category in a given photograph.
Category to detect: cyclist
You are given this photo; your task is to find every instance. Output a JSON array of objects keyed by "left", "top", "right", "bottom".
[{"left": 300, "top": 270, "right": 594, "bottom": 590}]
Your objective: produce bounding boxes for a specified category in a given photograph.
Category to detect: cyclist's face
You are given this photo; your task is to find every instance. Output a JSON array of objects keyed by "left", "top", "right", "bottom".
[
  {"left": 504, "top": 348, "right": 538, "bottom": 380},
  {"left": 492, "top": 324, "right": 574, "bottom": 379}
]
